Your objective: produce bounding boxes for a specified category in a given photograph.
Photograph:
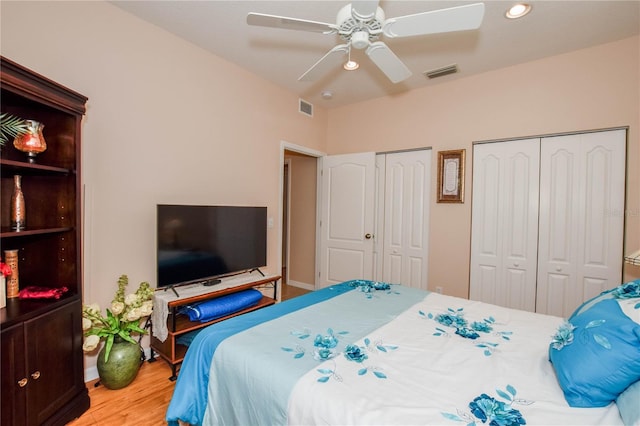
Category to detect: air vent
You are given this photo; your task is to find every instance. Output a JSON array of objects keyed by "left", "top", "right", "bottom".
[
  {"left": 299, "top": 98, "right": 313, "bottom": 117},
  {"left": 424, "top": 64, "right": 458, "bottom": 79}
]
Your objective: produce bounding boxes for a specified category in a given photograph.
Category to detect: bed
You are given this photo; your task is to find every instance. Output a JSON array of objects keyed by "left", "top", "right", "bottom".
[{"left": 166, "top": 279, "right": 640, "bottom": 426}]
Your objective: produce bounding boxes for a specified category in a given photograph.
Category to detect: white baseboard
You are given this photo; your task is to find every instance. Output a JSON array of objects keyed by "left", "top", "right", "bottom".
[
  {"left": 84, "top": 366, "right": 99, "bottom": 383},
  {"left": 84, "top": 346, "right": 152, "bottom": 383},
  {"left": 286, "top": 280, "right": 314, "bottom": 291}
]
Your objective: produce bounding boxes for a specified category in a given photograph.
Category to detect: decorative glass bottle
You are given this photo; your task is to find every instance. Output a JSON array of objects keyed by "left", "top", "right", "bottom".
[
  {"left": 13, "top": 119, "right": 47, "bottom": 163},
  {"left": 11, "top": 175, "right": 26, "bottom": 231}
]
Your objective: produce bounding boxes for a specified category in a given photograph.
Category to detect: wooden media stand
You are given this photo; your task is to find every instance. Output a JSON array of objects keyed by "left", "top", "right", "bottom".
[{"left": 149, "top": 273, "right": 280, "bottom": 380}]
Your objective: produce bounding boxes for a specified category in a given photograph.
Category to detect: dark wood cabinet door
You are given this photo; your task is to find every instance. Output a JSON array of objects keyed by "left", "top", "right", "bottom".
[
  {"left": 24, "top": 301, "right": 85, "bottom": 426},
  {"left": 1, "top": 323, "right": 27, "bottom": 425}
]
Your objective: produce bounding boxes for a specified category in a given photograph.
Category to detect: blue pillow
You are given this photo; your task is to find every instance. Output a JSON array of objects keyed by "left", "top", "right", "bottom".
[
  {"left": 617, "top": 380, "right": 640, "bottom": 426},
  {"left": 549, "top": 299, "right": 640, "bottom": 407},
  {"left": 178, "top": 289, "right": 263, "bottom": 322},
  {"left": 569, "top": 289, "right": 615, "bottom": 320},
  {"left": 570, "top": 279, "right": 640, "bottom": 322}
]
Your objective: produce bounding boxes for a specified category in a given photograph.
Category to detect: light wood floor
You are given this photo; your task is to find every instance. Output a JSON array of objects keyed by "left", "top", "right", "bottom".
[
  {"left": 281, "top": 281, "right": 311, "bottom": 299},
  {"left": 68, "top": 359, "right": 175, "bottom": 426},
  {"left": 67, "top": 282, "right": 311, "bottom": 425}
]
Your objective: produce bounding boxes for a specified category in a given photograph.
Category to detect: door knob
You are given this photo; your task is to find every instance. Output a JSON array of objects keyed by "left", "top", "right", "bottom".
[
  {"left": 31, "top": 371, "right": 41, "bottom": 380},
  {"left": 365, "top": 233, "right": 373, "bottom": 239},
  {"left": 18, "top": 378, "right": 28, "bottom": 387}
]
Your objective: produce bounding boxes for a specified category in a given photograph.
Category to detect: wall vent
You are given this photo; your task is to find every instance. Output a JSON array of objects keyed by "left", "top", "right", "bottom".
[
  {"left": 299, "top": 98, "right": 313, "bottom": 117},
  {"left": 424, "top": 64, "right": 458, "bottom": 79}
]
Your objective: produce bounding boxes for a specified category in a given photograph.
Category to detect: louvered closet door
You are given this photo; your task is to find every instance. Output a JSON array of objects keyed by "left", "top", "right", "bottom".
[
  {"left": 470, "top": 139, "right": 540, "bottom": 311},
  {"left": 536, "top": 129, "right": 626, "bottom": 317}
]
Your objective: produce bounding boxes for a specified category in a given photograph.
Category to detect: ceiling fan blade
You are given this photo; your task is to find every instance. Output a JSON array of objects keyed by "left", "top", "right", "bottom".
[
  {"left": 383, "top": 3, "right": 485, "bottom": 38},
  {"left": 247, "top": 12, "right": 336, "bottom": 33},
  {"left": 299, "top": 44, "right": 349, "bottom": 82},
  {"left": 366, "top": 41, "right": 412, "bottom": 83},
  {"left": 351, "top": 0, "right": 380, "bottom": 20}
]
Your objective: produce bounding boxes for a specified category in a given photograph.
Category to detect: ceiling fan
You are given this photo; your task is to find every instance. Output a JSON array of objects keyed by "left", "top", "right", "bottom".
[{"left": 247, "top": 1, "right": 485, "bottom": 84}]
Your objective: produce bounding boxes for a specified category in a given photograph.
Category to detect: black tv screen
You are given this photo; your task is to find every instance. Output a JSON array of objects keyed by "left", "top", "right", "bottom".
[{"left": 157, "top": 205, "right": 267, "bottom": 287}]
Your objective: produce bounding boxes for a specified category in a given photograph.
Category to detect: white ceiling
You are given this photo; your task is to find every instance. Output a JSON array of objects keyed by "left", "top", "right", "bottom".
[{"left": 111, "top": 1, "right": 639, "bottom": 109}]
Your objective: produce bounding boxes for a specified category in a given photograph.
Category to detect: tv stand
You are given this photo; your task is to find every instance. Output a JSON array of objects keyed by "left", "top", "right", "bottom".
[
  {"left": 250, "top": 267, "right": 266, "bottom": 277},
  {"left": 149, "top": 274, "right": 280, "bottom": 380},
  {"left": 162, "top": 276, "right": 225, "bottom": 296},
  {"left": 164, "top": 284, "right": 180, "bottom": 298}
]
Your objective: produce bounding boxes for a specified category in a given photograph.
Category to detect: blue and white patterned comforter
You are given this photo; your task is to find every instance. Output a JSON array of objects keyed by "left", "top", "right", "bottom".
[{"left": 167, "top": 281, "right": 624, "bottom": 425}]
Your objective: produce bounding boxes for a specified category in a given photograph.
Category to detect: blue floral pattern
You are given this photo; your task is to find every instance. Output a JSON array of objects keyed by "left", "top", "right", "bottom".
[
  {"left": 420, "top": 308, "right": 512, "bottom": 356},
  {"left": 443, "top": 385, "right": 531, "bottom": 425},
  {"left": 347, "top": 279, "right": 400, "bottom": 299},
  {"left": 344, "top": 343, "right": 368, "bottom": 363},
  {"left": 281, "top": 328, "right": 349, "bottom": 360},
  {"left": 551, "top": 317, "right": 614, "bottom": 352},
  {"left": 582, "top": 320, "right": 612, "bottom": 349},
  {"left": 612, "top": 280, "right": 640, "bottom": 309},
  {"left": 550, "top": 321, "right": 576, "bottom": 350},
  {"left": 282, "top": 325, "right": 398, "bottom": 382},
  {"left": 612, "top": 280, "right": 640, "bottom": 299},
  {"left": 315, "top": 337, "right": 398, "bottom": 382}
]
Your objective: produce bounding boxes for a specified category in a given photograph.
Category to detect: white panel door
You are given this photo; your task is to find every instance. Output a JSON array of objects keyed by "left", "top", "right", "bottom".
[
  {"left": 381, "top": 150, "right": 432, "bottom": 290},
  {"left": 373, "top": 155, "right": 386, "bottom": 281},
  {"left": 537, "top": 129, "right": 626, "bottom": 317},
  {"left": 318, "top": 152, "right": 376, "bottom": 288},
  {"left": 470, "top": 139, "right": 540, "bottom": 311}
]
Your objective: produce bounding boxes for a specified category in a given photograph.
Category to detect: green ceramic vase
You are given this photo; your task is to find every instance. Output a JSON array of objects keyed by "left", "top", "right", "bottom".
[{"left": 96, "top": 337, "right": 142, "bottom": 390}]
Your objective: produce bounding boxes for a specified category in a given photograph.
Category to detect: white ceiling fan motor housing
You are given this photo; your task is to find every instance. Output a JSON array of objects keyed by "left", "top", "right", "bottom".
[
  {"left": 336, "top": 4, "right": 385, "bottom": 45},
  {"left": 351, "top": 31, "right": 370, "bottom": 49}
]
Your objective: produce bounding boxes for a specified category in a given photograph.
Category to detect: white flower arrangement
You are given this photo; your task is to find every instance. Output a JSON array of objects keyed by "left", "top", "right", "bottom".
[{"left": 82, "top": 275, "right": 154, "bottom": 362}]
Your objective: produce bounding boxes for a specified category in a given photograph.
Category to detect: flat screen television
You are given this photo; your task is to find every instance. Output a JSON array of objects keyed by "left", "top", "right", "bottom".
[{"left": 157, "top": 204, "right": 267, "bottom": 288}]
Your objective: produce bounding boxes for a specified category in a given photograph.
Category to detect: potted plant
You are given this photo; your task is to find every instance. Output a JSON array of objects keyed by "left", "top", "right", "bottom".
[
  {"left": 0, "top": 113, "right": 28, "bottom": 147},
  {"left": 82, "top": 274, "right": 153, "bottom": 389}
]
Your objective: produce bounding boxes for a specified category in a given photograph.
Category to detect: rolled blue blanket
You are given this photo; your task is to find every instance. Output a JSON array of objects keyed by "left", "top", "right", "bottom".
[{"left": 179, "top": 289, "right": 263, "bottom": 322}]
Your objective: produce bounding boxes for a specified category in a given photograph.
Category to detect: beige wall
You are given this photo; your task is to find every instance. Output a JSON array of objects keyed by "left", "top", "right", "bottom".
[
  {"left": 327, "top": 36, "right": 640, "bottom": 298},
  {"left": 1, "top": 1, "right": 328, "bottom": 375},
  {"left": 284, "top": 152, "right": 317, "bottom": 287}
]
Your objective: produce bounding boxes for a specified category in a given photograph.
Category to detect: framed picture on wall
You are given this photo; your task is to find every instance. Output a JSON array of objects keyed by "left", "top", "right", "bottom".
[{"left": 437, "top": 149, "right": 465, "bottom": 203}]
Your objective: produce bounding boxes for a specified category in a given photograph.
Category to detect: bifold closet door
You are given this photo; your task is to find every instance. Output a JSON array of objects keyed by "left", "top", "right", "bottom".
[
  {"left": 469, "top": 139, "right": 540, "bottom": 311},
  {"left": 536, "top": 129, "right": 626, "bottom": 317}
]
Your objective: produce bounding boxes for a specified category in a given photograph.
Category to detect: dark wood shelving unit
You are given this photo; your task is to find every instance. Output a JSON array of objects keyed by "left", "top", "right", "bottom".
[{"left": 1, "top": 56, "right": 90, "bottom": 425}]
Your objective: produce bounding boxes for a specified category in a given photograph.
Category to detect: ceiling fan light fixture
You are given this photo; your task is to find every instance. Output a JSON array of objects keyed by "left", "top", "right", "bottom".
[
  {"left": 344, "top": 45, "right": 359, "bottom": 71},
  {"left": 505, "top": 3, "right": 532, "bottom": 19},
  {"left": 344, "top": 60, "right": 360, "bottom": 71}
]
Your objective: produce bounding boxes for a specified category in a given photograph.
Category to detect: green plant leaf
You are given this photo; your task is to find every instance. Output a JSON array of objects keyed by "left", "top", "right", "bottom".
[
  {"left": 104, "top": 334, "right": 114, "bottom": 363},
  {"left": 0, "top": 113, "right": 28, "bottom": 145}
]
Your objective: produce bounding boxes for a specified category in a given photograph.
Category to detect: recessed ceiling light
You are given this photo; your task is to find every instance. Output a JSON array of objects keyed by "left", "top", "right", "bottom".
[
  {"left": 344, "top": 60, "right": 359, "bottom": 71},
  {"left": 505, "top": 3, "right": 531, "bottom": 19}
]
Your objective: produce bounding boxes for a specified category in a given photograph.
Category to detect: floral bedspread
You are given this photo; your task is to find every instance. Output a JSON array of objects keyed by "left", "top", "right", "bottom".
[
  {"left": 287, "top": 292, "right": 623, "bottom": 425},
  {"left": 173, "top": 282, "right": 624, "bottom": 426}
]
